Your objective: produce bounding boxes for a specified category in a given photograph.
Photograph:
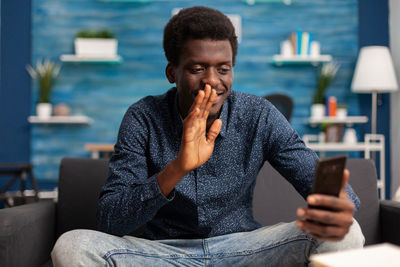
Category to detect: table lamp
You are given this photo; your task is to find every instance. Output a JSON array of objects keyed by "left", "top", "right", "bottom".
[{"left": 351, "top": 46, "right": 398, "bottom": 134}]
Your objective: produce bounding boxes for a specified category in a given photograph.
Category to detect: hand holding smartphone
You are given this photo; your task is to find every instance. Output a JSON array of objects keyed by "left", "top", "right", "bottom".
[{"left": 309, "top": 155, "right": 347, "bottom": 210}]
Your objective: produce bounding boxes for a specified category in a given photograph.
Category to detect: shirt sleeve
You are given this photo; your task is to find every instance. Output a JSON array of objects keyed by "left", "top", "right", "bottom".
[
  {"left": 97, "top": 106, "right": 175, "bottom": 236},
  {"left": 261, "top": 102, "right": 360, "bottom": 210}
]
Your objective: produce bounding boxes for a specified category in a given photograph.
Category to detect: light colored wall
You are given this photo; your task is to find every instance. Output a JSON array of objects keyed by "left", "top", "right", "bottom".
[{"left": 389, "top": 0, "right": 400, "bottom": 198}]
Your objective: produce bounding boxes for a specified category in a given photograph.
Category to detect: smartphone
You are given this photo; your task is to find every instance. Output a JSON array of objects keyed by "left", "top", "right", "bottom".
[{"left": 309, "top": 155, "right": 347, "bottom": 209}]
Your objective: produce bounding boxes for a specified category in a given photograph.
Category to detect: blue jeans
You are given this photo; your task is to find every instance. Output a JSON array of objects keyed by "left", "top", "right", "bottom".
[{"left": 51, "top": 220, "right": 364, "bottom": 266}]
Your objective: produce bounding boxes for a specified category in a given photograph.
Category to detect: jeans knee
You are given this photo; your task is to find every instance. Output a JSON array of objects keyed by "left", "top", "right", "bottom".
[
  {"left": 344, "top": 219, "right": 365, "bottom": 248},
  {"left": 51, "top": 229, "right": 96, "bottom": 267},
  {"left": 314, "top": 219, "right": 365, "bottom": 254}
]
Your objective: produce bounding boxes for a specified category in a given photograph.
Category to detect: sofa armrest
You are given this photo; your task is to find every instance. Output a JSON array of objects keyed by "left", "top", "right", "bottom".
[
  {"left": 380, "top": 200, "right": 400, "bottom": 245},
  {"left": 0, "top": 200, "right": 56, "bottom": 267}
]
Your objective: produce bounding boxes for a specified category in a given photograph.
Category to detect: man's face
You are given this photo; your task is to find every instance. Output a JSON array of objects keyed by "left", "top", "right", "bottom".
[{"left": 167, "top": 39, "right": 233, "bottom": 121}]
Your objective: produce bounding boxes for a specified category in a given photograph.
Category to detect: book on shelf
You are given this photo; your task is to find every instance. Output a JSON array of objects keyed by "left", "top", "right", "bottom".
[{"left": 287, "top": 30, "right": 316, "bottom": 57}]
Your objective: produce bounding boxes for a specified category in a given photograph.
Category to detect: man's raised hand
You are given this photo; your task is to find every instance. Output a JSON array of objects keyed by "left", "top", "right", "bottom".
[{"left": 176, "top": 84, "right": 222, "bottom": 173}]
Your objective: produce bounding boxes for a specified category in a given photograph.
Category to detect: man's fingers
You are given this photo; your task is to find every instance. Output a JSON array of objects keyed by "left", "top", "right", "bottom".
[
  {"left": 199, "top": 85, "right": 211, "bottom": 117},
  {"left": 188, "top": 89, "right": 205, "bottom": 115},
  {"left": 207, "top": 119, "right": 222, "bottom": 143},
  {"left": 203, "top": 88, "right": 217, "bottom": 119},
  {"left": 307, "top": 194, "right": 355, "bottom": 212},
  {"left": 339, "top": 169, "right": 350, "bottom": 199},
  {"left": 297, "top": 207, "right": 353, "bottom": 227},
  {"left": 296, "top": 219, "right": 349, "bottom": 241}
]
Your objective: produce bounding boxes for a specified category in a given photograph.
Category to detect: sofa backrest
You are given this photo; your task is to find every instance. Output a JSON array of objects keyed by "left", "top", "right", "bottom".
[
  {"left": 57, "top": 158, "right": 109, "bottom": 237},
  {"left": 253, "top": 158, "right": 381, "bottom": 245},
  {"left": 57, "top": 158, "right": 381, "bottom": 244}
]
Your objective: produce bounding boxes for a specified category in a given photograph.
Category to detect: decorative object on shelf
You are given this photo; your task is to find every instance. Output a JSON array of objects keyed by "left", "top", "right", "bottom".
[
  {"left": 74, "top": 29, "right": 118, "bottom": 58},
  {"left": 53, "top": 103, "right": 71, "bottom": 116},
  {"left": 26, "top": 59, "right": 61, "bottom": 118},
  {"left": 343, "top": 128, "right": 357, "bottom": 144},
  {"left": 327, "top": 96, "right": 337, "bottom": 117},
  {"left": 321, "top": 123, "right": 343, "bottom": 143},
  {"left": 351, "top": 46, "right": 399, "bottom": 135},
  {"left": 61, "top": 29, "right": 122, "bottom": 63},
  {"left": 310, "top": 61, "right": 340, "bottom": 119},
  {"left": 336, "top": 104, "right": 347, "bottom": 119}
]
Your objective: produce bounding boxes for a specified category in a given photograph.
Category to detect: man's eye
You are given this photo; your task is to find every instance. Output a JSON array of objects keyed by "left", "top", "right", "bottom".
[
  {"left": 191, "top": 68, "right": 204, "bottom": 73},
  {"left": 218, "top": 68, "right": 231, "bottom": 74}
]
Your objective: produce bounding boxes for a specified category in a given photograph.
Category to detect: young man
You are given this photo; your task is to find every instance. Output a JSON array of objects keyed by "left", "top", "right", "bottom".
[{"left": 52, "top": 6, "right": 364, "bottom": 266}]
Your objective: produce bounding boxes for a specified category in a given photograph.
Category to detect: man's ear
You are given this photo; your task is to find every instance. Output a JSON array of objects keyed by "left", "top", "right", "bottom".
[{"left": 165, "top": 63, "right": 176, "bottom": 84}]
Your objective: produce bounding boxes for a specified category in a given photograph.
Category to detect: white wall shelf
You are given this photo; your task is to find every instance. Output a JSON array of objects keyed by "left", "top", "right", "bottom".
[
  {"left": 98, "top": 0, "right": 151, "bottom": 3},
  {"left": 244, "top": 0, "right": 292, "bottom": 5},
  {"left": 28, "top": 115, "right": 93, "bottom": 125},
  {"left": 271, "top": 54, "right": 332, "bottom": 66},
  {"left": 308, "top": 116, "right": 368, "bottom": 126},
  {"left": 60, "top": 54, "right": 122, "bottom": 64}
]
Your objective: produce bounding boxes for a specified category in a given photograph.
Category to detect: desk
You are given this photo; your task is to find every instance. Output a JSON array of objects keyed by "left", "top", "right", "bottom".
[
  {"left": 84, "top": 143, "right": 115, "bottom": 159},
  {"left": 303, "top": 134, "right": 386, "bottom": 199}
]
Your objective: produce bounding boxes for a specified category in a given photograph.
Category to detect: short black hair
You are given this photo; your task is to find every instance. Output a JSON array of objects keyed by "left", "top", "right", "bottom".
[{"left": 163, "top": 6, "right": 238, "bottom": 66}]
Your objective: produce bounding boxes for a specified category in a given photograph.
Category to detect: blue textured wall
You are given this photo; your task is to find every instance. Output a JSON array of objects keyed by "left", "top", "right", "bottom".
[{"left": 31, "top": 0, "right": 359, "bottom": 187}]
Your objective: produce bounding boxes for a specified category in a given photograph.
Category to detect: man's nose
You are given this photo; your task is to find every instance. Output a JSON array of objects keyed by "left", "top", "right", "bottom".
[{"left": 201, "top": 68, "right": 219, "bottom": 88}]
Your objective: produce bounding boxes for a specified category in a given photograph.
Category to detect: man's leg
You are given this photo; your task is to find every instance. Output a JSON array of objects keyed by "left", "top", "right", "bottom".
[
  {"left": 312, "top": 218, "right": 365, "bottom": 254},
  {"left": 51, "top": 229, "right": 206, "bottom": 267},
  {"left": 206, "top": 222, "right": 317, "bottom": 267},
  {"left": 205, "top": 220, "right": 364, "bottom": 267}
]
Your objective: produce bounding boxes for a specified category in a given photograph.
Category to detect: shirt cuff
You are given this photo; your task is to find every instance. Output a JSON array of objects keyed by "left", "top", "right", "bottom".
[{"left": 139, "top": 174, "right": 175, "bottom": 203}]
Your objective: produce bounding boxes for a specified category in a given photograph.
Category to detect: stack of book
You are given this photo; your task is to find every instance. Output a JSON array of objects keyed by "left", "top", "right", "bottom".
[
  {"left": 279, "top": 30, "right": 321, "bottom": 58},
  {"left": 289, "top": 30, "right": 315, "bottom": 56}
]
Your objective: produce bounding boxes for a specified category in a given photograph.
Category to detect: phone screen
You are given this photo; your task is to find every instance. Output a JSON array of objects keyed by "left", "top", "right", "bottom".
[{"left": 311, "top": 155, "right": 347, "bottom": 197}]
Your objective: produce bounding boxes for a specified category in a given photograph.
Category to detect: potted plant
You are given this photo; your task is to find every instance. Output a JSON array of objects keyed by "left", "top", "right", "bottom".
[
  {"left": 74, "top": 29, "right": 117, "bottom": 58},
  {"left": 26, "top": 59, "right": 61, "bottom": 118},
  {"left": 311, "top": 61, "right": 340, "bottom": 119}
]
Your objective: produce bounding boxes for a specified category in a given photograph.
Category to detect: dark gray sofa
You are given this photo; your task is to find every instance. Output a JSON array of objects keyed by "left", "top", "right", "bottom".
[{"left": 0, "top": 158, "right": 399, "bottom": 267}]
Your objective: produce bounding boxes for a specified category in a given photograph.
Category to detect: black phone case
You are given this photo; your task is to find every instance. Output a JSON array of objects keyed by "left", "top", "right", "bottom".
[
  {"left": 311, "top": 155, "right": 347, "bottom": 196},
  {"left": 309, "top": 155, "right": 347, "bottom": 210}
]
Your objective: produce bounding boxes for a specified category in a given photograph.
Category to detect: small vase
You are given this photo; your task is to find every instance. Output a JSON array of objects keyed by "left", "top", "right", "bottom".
[
  {"left": 337, "top": 108, "right": 348, "bottom": 119},
  {"left": 36, "top": 103, "right": 52, "bottom": 118},
  {"left": 311, "top": 104, "right": 326, "bottom": 119}
]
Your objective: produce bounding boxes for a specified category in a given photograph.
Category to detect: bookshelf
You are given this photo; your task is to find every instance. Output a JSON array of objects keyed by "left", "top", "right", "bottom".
[{"left": 271, "top": 55, "right": 332, "bottom": 66}]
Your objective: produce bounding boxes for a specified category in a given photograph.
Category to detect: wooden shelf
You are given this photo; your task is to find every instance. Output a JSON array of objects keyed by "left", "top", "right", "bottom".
[
  {"left": 28, "top": 115, "right": 93, "bottom": 125},
  {"left": 271, "top": 54, "right": 332, "bottom": 66},
  {"left": 60, "top": 54, "right": 122, "bottom": 64},
  {"left": 308, "top": 116, "right": 368, "bottom": 126}
]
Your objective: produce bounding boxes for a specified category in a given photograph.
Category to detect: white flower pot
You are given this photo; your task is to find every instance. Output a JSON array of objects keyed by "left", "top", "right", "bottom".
[
  {"left": 337, "top": 108, "right": 348, "bottom": 119},
  {"left": 311, "top": 104, "right": 326, "bottom": 119},
  {"left": 75, "top": 38, "right": 118, "bottom": 58},
  {"left": 36, "top": 103, "right": 52, "bottom": 118}
]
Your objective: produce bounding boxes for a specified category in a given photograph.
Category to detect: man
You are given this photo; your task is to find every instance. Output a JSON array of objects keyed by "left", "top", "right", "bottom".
[{"left": 52, "top": 6, "right": 364, "bottom": 266}]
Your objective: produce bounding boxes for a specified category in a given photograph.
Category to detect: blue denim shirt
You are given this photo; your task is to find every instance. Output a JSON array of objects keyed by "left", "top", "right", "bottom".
[{"left": 97, "top": 87, "right": 360, "bottom": 239}]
